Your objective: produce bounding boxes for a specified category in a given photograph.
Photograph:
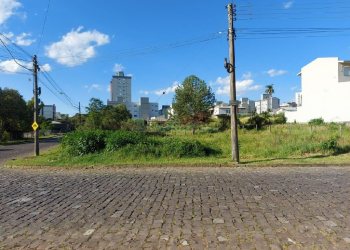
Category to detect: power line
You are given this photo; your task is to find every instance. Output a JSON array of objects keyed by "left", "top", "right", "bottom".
[
  {"left": 36, "top": 0, "right": 51, "bottom": 54},
  {"left": 0, "top": 36, "right": 32, "bottom": 72}
]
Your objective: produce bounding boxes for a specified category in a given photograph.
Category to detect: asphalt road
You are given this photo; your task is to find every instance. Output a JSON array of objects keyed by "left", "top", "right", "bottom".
[
  {"left": 0, "top": 138, "right": 59, "bottom": 165},
  {"left": 1, "top": 166, "right": 350, "bottom": 249}
]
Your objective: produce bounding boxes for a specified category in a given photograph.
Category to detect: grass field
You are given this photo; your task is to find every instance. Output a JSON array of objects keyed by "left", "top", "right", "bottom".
[{"left": 7, "top": 124, "right": 350, "bottom": 168}]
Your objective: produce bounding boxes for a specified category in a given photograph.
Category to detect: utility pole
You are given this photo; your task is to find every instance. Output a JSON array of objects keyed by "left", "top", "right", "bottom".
[
  {"left": 78, "top": 102, "right": 82, "bottom": 125},
  {"left": 224, "top": 3, "right": 239, "bottom": 163},
  {"left": 33, "top": 55, "right": 40, "bottom": 156}
]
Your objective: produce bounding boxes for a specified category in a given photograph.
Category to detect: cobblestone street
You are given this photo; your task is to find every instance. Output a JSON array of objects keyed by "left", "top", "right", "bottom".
[{"left": 1, "top": 166, "right": 350, "bottom": 249}]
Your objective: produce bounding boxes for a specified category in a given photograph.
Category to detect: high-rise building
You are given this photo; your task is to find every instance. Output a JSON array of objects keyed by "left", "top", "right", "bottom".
[
  {"left": 110, "top": 71, "right": 131, "bottom": 104},
  {"left": 40, "top": 105, "right": 56, "bottom": 120}
]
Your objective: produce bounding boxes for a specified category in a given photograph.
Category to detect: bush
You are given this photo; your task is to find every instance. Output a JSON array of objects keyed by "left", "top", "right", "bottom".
[
  {"left": 160, "top": 138, "right": 216, "bottom": 157},
  {"left": 1, "top": 131, "right": 10, "bottom": 142},
  {"left": 62, "top": 130, "right": 107, "bottom": 156},
  {"left": 320, "top": 137, "right": 339, "bottom": 154},
  {"left": 309, "top": 118, "right": 324, "bottom": 126},
  {"left": 105, "top": 131, "right": 147, "bottom": 152}
]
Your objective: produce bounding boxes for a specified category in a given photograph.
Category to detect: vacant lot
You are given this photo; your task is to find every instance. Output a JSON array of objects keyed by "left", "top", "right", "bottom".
[{"left": 7, "top": 124, "right": 350, "bottom": 167}]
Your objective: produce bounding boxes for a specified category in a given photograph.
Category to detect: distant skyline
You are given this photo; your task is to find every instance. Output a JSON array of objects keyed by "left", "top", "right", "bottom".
[{"left": 0, "top": 0, "right": 350, "bottom": 115}]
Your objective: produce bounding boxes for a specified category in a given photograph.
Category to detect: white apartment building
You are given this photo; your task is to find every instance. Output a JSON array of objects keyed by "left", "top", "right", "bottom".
[
  {"left": 255, "top": 94, "right": 280, "bottom": 114},
  {"left": 213, "top": 98, "right": 255, "bottom": 117},
  {"left": 286, "top": 57, "right": 350, "bottom": 122},
  {"left": 110, "top": 71, "right": 131, "bottom": 104}
]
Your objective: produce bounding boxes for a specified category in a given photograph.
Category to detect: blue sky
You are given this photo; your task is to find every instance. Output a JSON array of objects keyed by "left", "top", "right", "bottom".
[{"left": 0, "top": 0, "right": 350, "bottom": 115}]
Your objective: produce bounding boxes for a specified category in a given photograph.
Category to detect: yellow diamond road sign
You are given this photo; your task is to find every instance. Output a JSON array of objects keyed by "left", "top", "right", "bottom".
[{"left": 32, "top": 122, "right": 39, "bottom": 131}]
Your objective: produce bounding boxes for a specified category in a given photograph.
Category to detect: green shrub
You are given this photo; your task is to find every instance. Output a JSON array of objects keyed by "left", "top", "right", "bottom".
[
  {"left": 62, "top": 130, "right": 107, "bottom": 156},
  {"left": 105, "top": 131, "right": 147, "bottom": 152},
  {"left": 308, "top": 118, "right": 324, "bottom": 125},
  {"left": 160, "top": 138, "right": 217, "bottom": 157},
  {"left": 320, "top": 137, "right": 339, "bottom": 154},
  {"left": 1, "top": 131, "right": 10, "bottom": 142}
]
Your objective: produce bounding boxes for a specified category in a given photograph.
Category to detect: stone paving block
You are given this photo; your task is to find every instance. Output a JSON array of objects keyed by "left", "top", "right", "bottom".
[{"left": 0, "top": 167, "right": 350, "bottom": 248}]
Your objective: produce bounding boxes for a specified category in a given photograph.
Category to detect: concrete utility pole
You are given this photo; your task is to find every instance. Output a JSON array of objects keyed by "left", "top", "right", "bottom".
[
  {"left": 225, "top": 3, "right": 239, "bottom": 163},
  {"left": 33, "top": 55, "right": 40, "bottom": 156}
]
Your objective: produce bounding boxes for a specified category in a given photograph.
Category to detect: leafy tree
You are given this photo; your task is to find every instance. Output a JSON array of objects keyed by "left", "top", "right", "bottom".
[
  {"left": 0, "top": 88, "right": 32, "bottom": 139},
  {"left": 85, "top": 98, "right": 106, "bottom": 129},
  {"left": 172, "top": 75, "right": 215, "bottom": 134},
  {"left": 101, "top": 104, "right": 131, "bottom": 130},
  {"left": 265, "top": 84, "right": 274, "bottom": 96},
  {"left": 84, "top": 98, "right": 131, "bottom": 130},
  {"left": 86, "top": 98, "right": 105, "bottom": 113}
]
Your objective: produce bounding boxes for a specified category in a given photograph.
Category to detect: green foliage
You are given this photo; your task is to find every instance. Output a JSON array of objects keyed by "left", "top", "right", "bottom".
[
  {"left": 217, "top": 115, "right": 230, "bottom": 131},
  {"left": 308, "top": 118, "right": 325, "bottom": 125},
  {"left": 172, "top": 75, "right": 215, "bottom": 133},
  {"left": 62, "top": 130, "right": 107, "bottom": 156},
  {"left": 0, "top": 88, "right": 32, "bottom": 138},
  {"left": 121, "top": 119, "right": 146, "bottom": 132},
  {"left": 84, "top": 100, "right": 131, "bottom": 130},
  {"left": 272, "top": 113, "right": 287, "bottom": 124},
  {"left": 101, "top": 104, "right": 132, "bottom": 130},
  {"left": 61, "top": 129, "right": 219, "bottom": 158},
  {"left": 160, "top": 138, "right": 216, "bottom": 157},
  {"left": 1, "top": 131, "right": 10, "bottom": 142},
  {"left": 105, "top": 131, "right": 147, "bottom": 151},
  {"left": 320, "top": 137, "right": 339, "bottom": 154}
]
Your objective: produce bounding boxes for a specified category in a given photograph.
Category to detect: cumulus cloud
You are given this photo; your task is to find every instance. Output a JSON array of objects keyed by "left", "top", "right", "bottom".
[
  {"left": 0, "top": 0, "right": 21, "bottom": 25},
  {"left": 283, "top": 1, "right": 293, "bottom": 9},
  {"left": 216, "top": 73, "right": 261, "bottom": 96},
  {"left": 45, "top": 26, "right": 110, "bottom": 67},
  {"left": 0, "top": 59, "right": 31, "bottom": 73},
  {"left": 0, "top": 59, "right": 51, "bottom": 74},
  {"left": 40, "top": 63, "right": 51, "bottom": 72},
  {"left": 15, "top": 32, "right": 35, "bottom": 46},
  {"left": 84, "top": 83, "right": 102, "bottom": 92},
  {"left": 113, "top": 63, "right": 124, "bottom": 73},
  {"left": 2, "top": 32, "right": 35, "bottom": 46},
  {"left": 140, "top": 81, "right": 180, "bottom": 97},
  {"left": 266, "top": 69, "right": 287, "bottom": 77}
]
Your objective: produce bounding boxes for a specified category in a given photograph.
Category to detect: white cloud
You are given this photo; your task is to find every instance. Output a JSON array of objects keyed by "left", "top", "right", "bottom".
[
  {"left": 113, "top": 63, "right": 124, "bottom": 73},
  {"left": 215, "top": 73, "right": 261, "bottom": 96},
  {"left": 140, "top": 81, "right": 180, "bottom": 97},
  {"left": 1, "top": 32, "right": 35, "bottom": 46},
  {"left": 266, "top": 69, "right": 287, "bottom": 77},
  {"left": 283, "top": 1, "right": 293, "bottom": 9},
  {"left": 107, "top": 85, "right": 111, "bottom": 93},
  {"left": 84, "top": 83, "right": 102, "bottom": 92},
  {"left": 40, "top": 63, "right": 51, "bottom": 72},
  {"left": 45, "top": 26, "right": 110, "bottom": 67},
  {"left": 154, "top": 81, "right": 180, "bottom": 96},
  {"left": 0, "top": 0, "right": 21, "bottom": 25},
  {"left": 0, "top": 59, "right": 31, "bottom": 73},
  {"left": 15, "top": 32, "right": 35, "bottom": 46}
]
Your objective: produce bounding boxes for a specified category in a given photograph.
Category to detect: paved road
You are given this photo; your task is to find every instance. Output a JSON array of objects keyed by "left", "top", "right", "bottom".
[
  {"left": 0, "top": 138, "right": 59, "bottom": 165},
  {"left": 1, "top": 167, "right": 350, "bottom": 249}
]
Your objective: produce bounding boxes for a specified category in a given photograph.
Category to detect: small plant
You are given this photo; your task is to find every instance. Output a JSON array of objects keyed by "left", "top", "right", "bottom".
[
  {"left": 308, "top": 118, "right": 324, "bottom": 126},
  {"left": 320, "top": 137, "right": 339, "bottom": 154},
  {"left": 1, "top": 131, "right": 10, "bottom": 142},
  {"left": 61, "top": 130, "right": 107, "bottom": 156},
  {"left": 105, "top": 131, "right": 147, "bottom": 152}
]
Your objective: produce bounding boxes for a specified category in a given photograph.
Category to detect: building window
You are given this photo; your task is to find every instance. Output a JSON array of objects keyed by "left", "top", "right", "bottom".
[{"left": 344, "top": 66, "right": 350, "bottom": 76}]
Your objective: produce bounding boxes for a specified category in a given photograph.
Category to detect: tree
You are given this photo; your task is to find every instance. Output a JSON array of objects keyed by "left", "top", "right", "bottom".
[
  {"left": 172, "top": 75, "right": 215, "bottom": 134},
  {"left": 0, "top": 88, "right": 32, "bottom": 139},
  {"left": 85, "top": 98, "right": 106, "bottom": 129},
  {"left": 265, "top": 84, "right": 274, "bottom": 112},
  {"left": 86, "top": 98, "right": 105, "bottom": 113},
  {"left": 101, "top": 104, "right": 131, "bottom": 130}
]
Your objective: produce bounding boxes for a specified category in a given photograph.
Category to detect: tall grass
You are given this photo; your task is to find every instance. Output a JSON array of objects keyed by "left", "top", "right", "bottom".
[{"left": 9, "top": 123, "right": 350, "bottom": 167}]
